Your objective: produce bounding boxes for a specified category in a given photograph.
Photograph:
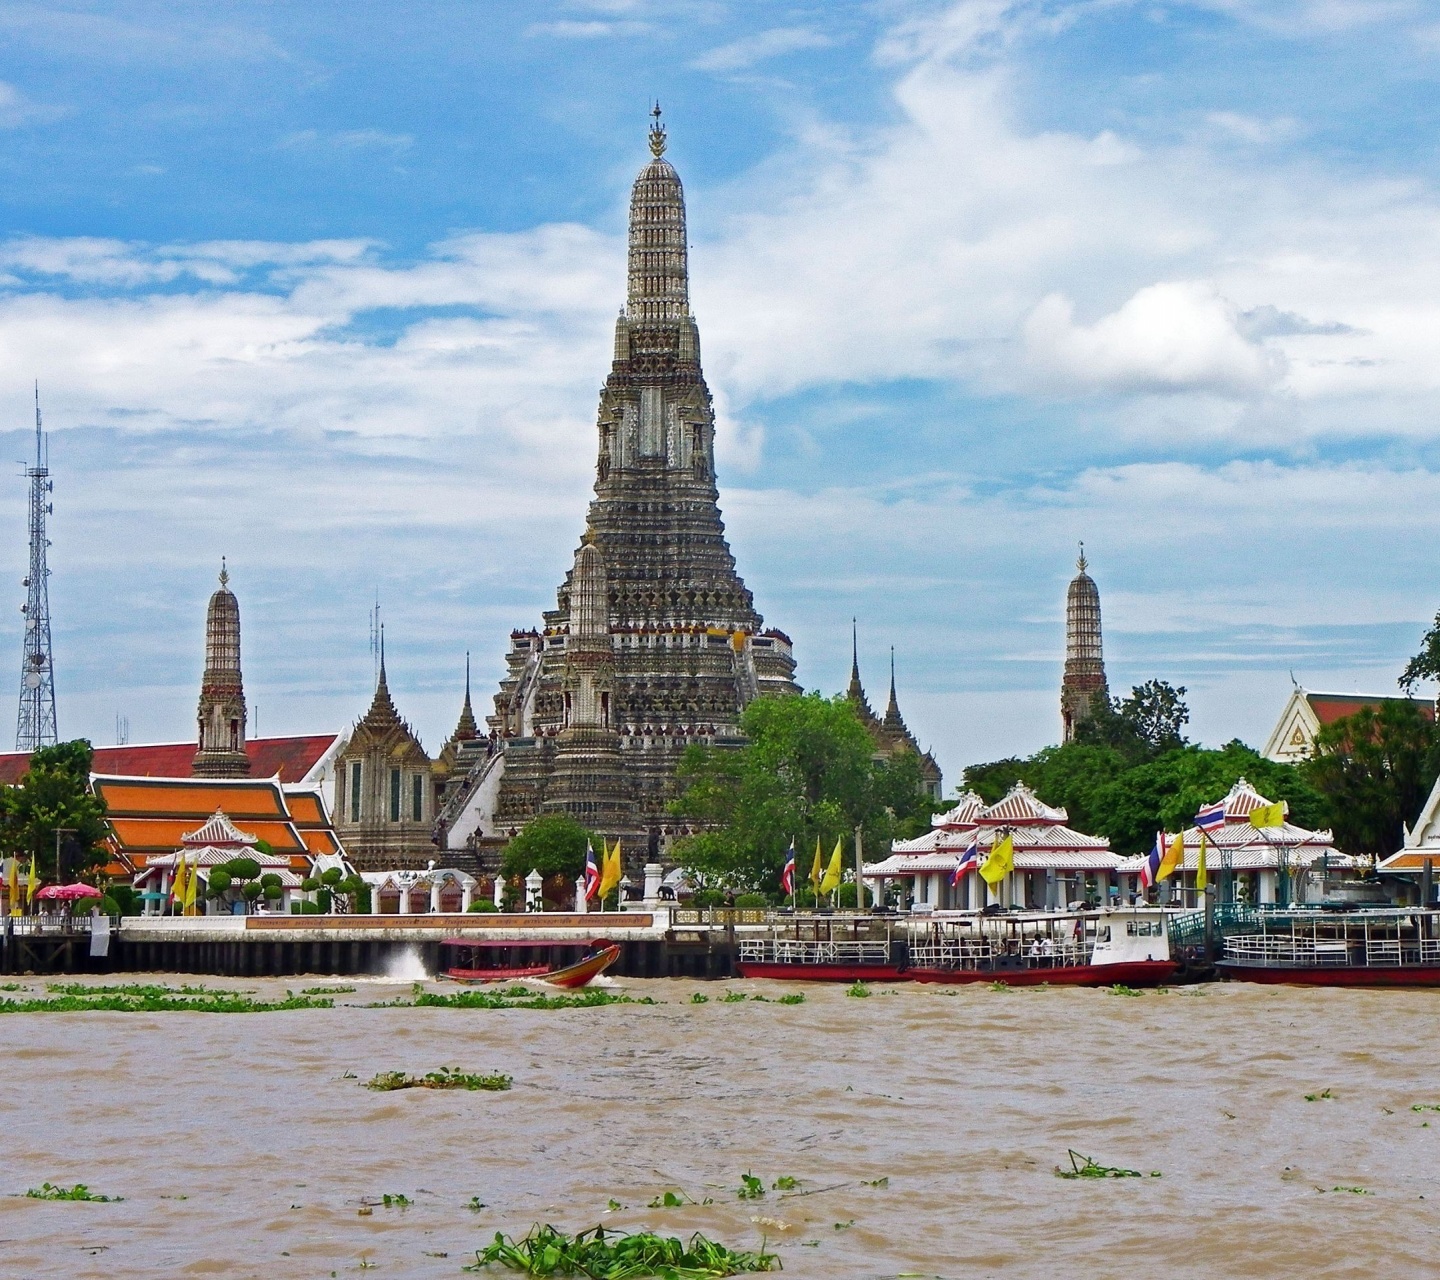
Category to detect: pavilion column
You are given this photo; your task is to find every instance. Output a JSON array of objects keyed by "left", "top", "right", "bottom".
[
  {"left": 399, "top": 887, "right": 412, "bottom": 914},
  {"left": 429, "top": 880, "right": 442, "bottom": 913},
  {"left": 461, "top": 884, "right": 474, "bottom": 912},
  {"left": 1259, "top": 871, "right": 1276, "bottom": 904},
  {"left": 1097, "top": 871, "right": 1110, "bottom": 905}
]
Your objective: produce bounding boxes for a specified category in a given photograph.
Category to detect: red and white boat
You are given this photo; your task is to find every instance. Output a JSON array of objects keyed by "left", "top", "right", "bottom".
[
  {"left": 1215, "top": 908, "right": 1440, "bottom": 986},
  {"left": 907, "top": 907, "right": 1179, "bottom": 987},
  {"left": 441, "top": 938, "right": 621, "bottom": 988}
]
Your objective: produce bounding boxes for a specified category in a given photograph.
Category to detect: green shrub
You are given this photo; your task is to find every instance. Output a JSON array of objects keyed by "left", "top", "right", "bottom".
[
  {"left": 300, "top": 900, "right": 320, "bottom": 915},
  {"left": 733, "top": 893, "right": 768, "bottom": 910},
  {"left": 356, "top": 884, "right": 373, "bottom": 914},
  {"left": 105, "top": 884, "right": 140, "bottom": 916},
  {"left": 316, "top": 888, "right": 332, "bottom": 913},
  {"left": 262, "top": 884, "right": 282, "bottom": 901},
  {"left": 320, "top": 867, "right": 345, "bottom": 888},
  {"left": 835, "top": 882, "right": 858, "bottom": 908},
  {"left": 259, "top": 872, "right": 282, "bottom": 890},
  {"left": 300, "top": 876, "right": 320, "bottom": 893},
  {"left": 242, "top": 882, "right": 263, "bottom": 901},
  {"left": 207, "top": 868, "right": 232, "bottom": 896},
  {"left": 468, "top": 899, "right": 499, "bottom": 913},
  {"left": 225, "top": 856, "right": 260, "bottom": 882},
  {"left": 692, "top": 888, "right": 725, "bottom": 908}
]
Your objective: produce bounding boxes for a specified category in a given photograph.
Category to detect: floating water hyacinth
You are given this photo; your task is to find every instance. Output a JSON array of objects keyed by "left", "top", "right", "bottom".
[
  {"left": 364, "top": 1067, "right": 512, "bottom": 1092},
  {"left": 463, "top": 1224, "right": 780, "bottom": 1276},
  {"left": 1055, "top": 1151, "right": 1160, "bottom": 1180}
]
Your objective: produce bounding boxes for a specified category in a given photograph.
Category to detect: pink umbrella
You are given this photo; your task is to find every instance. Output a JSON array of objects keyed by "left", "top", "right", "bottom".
[{"left": 34, "top": 883, "right": 103, "bottom": 901}]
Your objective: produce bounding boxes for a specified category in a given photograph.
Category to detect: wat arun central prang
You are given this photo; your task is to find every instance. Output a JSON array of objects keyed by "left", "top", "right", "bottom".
[{"left": 438, "top": 110, "right": 799, "bottom": 859}]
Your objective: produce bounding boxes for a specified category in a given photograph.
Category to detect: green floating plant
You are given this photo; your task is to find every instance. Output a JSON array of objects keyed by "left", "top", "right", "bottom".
[
  {"left": 1304, "top": 1089, "right": 1334, "bottom": 1102},
  {"left": 463, "top": 1224, "right": 780, "bottom": 1276},
  {"left": 1055, "top": 1151, "right": 1158, "bottom": 1180},
  {"left": 736, "top": 1172, "right": 765, "bottom": 1201},
  {"left": 845, "top": 983, "right": 870, "bottom": 998},
  {"left": 25, "top": 1182, "right": 121, "bottom": 1202},
  {"left": 364, "top": 1067, "right": 512, "bottom": 1092},
  {"left": 776, "top": 994, "right": 805, "bottom": 1005},
  {"left": 1107, "top": 985, "right": 1143, "bottom": 997}
]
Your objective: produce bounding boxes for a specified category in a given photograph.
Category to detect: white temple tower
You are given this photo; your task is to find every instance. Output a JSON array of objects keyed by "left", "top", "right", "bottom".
[
  {"left": 1061, "top": 546, "right": 1108, "bottom": 742},
  {"left": 193, "top": 561, "right": 250, "bottom": 777}
]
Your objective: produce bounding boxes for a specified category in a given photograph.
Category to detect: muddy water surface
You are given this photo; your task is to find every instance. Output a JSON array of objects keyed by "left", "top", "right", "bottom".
[{"left": 1, "top": 975, "right": 1439, "bottom": 1278}]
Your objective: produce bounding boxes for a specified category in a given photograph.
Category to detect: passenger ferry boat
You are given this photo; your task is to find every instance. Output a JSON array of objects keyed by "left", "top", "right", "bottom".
[
  {"left": 440, "top": 938, "right": 621, "bottom": 988},
  {"left": 907, "top": 907, "right": 1179, "bottom": 987},
  {"left": 735, "top": 914, "right": 905, "bottom": 982},
  {"left": 1215, "top": 908, "right": 1440, "bottom": 986}
]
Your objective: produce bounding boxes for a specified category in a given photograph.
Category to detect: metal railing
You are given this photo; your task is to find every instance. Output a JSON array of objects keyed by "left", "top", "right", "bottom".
[
  {"left": 909, "top": 940, "right": 1091, "bottom": 970},
  {"left": 2, "top": 914, "right": 105, "bottom": 937},
  {"left": 737, "top": 939, "right": 892, "bottom": 966},
  {"left": 1223, "top": 936, "right": 1353, "bottom": 966}
]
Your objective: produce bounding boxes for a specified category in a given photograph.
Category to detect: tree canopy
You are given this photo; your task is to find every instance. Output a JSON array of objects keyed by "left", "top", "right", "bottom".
[
  {"left": 1074, "top": 679, "right": 1190, "bottom": 761},
  {"left": 500, "top": 813, "right": 595, "bottom": 884},
  {"left": 1400, "top": 611, "right": 1440, "bottom": 694},
  {"left": 1304, "top": 700, "right": 1440, "bottom": 856},
  {"left": 964, "top": 736, "right": 1326, "bottom": 856},
  {"left": 669, "top": 692, "right": 940, "bottom": 892},
  {"left": 0, "top": 740, "right": 109, "bottom": 880}
]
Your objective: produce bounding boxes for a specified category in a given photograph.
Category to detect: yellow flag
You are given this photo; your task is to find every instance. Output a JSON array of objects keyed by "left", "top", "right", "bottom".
[
  {"left": 598, "top": 839, "right": 621, "bottom": 899},
  {"left": 183, "top": 856, "right": 199, "bottom": 915},
  {"left": 820, "top": 836, "right": 844, "bottom": 896},
  {"left": 809, "top": 838, "right": 823, "bottom": 894},
  {"left": 1249, "top": 802, "right": 1285, "bottom": 829},
  {"left": 6, "top": 857, "right": 19, "bottom": 917},
  {"left": 1158, "top": 832, "right": 1184, "bottom": 882},
  {"left": 980, "top": 833, "right": 1014, "bottom": 886},
  {"left": 26, "top": 854, "right": 38, "bottom": 903},
  {"left": 171, "top": 855, "right": 188, "bottom": 912},
  {"left": 1195, "top": 831, "right": 1208, "bottom": 894}
]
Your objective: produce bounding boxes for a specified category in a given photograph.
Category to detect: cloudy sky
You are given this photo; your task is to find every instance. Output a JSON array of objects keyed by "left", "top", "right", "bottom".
[{"left": 1, "top": 0, "right": 1439, "bottom": 785}]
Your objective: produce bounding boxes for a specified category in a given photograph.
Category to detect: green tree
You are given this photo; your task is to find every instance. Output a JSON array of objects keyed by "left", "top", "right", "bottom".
[
  {"left": 1304, "top": 701, "right": 1440, "bottom": 856},
  {"left": 0, "top": 740, "right": 109, "bottom": 880},
  {"left": 669, "top": 692, "right": 937, "bottom": 893},
  {"left": 961, "top": 738, "right": 1324, "bottom": 856},
  {"left": 1075, "top": 680, "right": 1190, "bottom": 761},
  {"left": 1400, "top": 611, "right": 1440, "bottom": 693},
  {"left": 499, "top": 814, "right": 594, "bottom": 884}
]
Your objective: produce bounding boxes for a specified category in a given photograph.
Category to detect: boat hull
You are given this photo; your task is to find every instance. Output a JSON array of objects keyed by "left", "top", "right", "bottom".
[
  {"left": 1217, "top": 963, "right": 1440, "bottom": 987},
  {"left": 541, "top": 944, "right": 622, "bottom": 988},
  {"left": 444, "top": 965, "right": 552, "bottom": 985},
  {"left": 910, "top": 959, "right": 1180, "bottom": 988},
  {"left": 735, "top": 962, "right": 908, "bottom": 983}
]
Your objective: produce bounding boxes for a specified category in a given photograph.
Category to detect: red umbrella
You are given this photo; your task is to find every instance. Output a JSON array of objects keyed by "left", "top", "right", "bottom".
[{"left": 34, "top": 883, "right": 103, "bottom": 901}]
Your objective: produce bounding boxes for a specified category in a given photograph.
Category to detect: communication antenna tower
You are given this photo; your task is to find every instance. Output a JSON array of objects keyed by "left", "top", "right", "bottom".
[
  {"left": 115, "top": 714, "right": 129, "bottom": 746},
  {"left": 16, "top": 384, "right": 57, "bottom": 751}
]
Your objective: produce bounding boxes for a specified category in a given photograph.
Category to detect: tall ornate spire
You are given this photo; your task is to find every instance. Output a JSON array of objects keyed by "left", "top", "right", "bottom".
[
  {"left": 883, "top": 647, "right": 905, "bottom": 730},
  {"left": 362, "top": 625, "right": 401, "bottom": 730},
  {"left": 626, "top": 109, "right": 688, "bottom": 324},
  {"left": 450, "top": 652, "right": 478, "bottom": 742},
  {"left": 193, "top": 560, "right": 249, "bottom": 777},
  {"left": 1061, "top": 543, "right": 1107, "bottom": 742}
]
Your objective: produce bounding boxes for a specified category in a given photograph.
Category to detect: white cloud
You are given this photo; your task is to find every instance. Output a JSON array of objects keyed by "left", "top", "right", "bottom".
[
  {"left": 1023, "top": 282, "right": 1282, "bottom": 395},
  {"left": 523, "top": 19, "right": 649, "bottom": 38},
  {"left": 690, "top": 26, "right": 833, "bottom": 73},
  {"left": 277, "top": 128, "right": 413, "bottom": 152},
  {"left": 0, "top": 79, "right": 63, "bottom": 127}
]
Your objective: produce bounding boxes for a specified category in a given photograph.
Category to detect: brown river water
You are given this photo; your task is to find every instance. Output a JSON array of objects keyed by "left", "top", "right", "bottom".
[{"left": 1, "top": 973, "right": 1438, "bottom": 1279}]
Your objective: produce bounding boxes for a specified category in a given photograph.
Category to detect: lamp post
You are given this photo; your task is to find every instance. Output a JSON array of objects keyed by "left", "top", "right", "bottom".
[{"left": 53, "top": 827, "right": 75, "bottom": 885}]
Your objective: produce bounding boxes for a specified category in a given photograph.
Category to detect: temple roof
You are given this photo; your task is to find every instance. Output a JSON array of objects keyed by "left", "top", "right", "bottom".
[
  {"left": 181, "top": 809, "right": 259, "bottom": 848},
  {"left": 0, "top": 734, "right": 337, "bottom": 786}
]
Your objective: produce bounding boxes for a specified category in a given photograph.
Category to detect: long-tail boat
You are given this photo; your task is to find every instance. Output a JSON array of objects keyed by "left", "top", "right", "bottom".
[{"left": 441, "top": 938, "right": 621, "bottom": 987}]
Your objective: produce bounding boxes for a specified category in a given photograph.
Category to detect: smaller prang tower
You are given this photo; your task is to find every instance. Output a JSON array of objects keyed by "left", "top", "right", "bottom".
[
  {"left": 193, "top": 560, "right": 250, "bottom": 777},
  {"left": 1061, "top": 544, "right": 1108, "bottom": 742},
  {"left": 16, "top": 386, "right": 57, "bottom": 752}
]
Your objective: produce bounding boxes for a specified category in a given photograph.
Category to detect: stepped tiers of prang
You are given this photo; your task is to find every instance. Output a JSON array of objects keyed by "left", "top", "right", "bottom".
[{"left": 433, "top": 112, "right": 799, "bottom": 862}]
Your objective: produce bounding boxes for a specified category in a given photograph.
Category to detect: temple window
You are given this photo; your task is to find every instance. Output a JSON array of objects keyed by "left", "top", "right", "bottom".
[
  {"left": 389, "top": 768, "right": 401, "bottom": 822},
  {"left": 349, "top": 761, "right": 362, "bottom": 823},
  {"left": 412, "top": 774, "right": 423, "bottom": 822}
]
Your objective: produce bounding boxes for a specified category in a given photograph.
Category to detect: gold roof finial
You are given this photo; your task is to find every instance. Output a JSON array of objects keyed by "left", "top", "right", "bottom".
[
  {"left": 1076, "top": 541, "right": 1087, "bottom": 574},
  {"left": 219, "top": 556, "right": 229, "bottom": 588},
  {"left": 648, "top": 101, "right": 667, "bottom": 157}
]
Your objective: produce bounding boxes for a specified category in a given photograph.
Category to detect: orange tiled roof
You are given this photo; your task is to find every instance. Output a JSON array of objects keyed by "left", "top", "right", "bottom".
[
  {"left": 0, "top": 734, "right": 337, "bottom": 787},
  {"left": 95, "top": 777, "right": 288, "bottom": 819},
  {"left": 300, "top": 828, "right": 341, "bottom": 856},
  {"left": 286, "top": 792, "right": 325, "bottom": 825},
  {"left": 107, "top": 816, "right": 306, "bottom": 854}
]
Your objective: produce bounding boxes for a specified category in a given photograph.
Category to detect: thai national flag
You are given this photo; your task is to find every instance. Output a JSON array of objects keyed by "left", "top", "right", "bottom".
[
  {"left": 780, "top": 840, "right": 796, "bottom": 895},
  {"left": 584, "top": 843, "right": 601, "bottom": 901},
  {"left": 1195, "top": 800, "right": 1226, "bottom": 833},
  {"left": 951, "top": 840, "right": 979, "bottom": 888},
  {"left": 1138, "top": 832, "right": 1164, "bottom": 890}
]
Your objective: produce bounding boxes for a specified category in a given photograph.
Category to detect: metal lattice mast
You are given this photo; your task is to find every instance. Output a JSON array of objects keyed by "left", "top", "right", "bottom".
[{"left": 16, "top": 385, "right": 57, "bottom": 751}]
